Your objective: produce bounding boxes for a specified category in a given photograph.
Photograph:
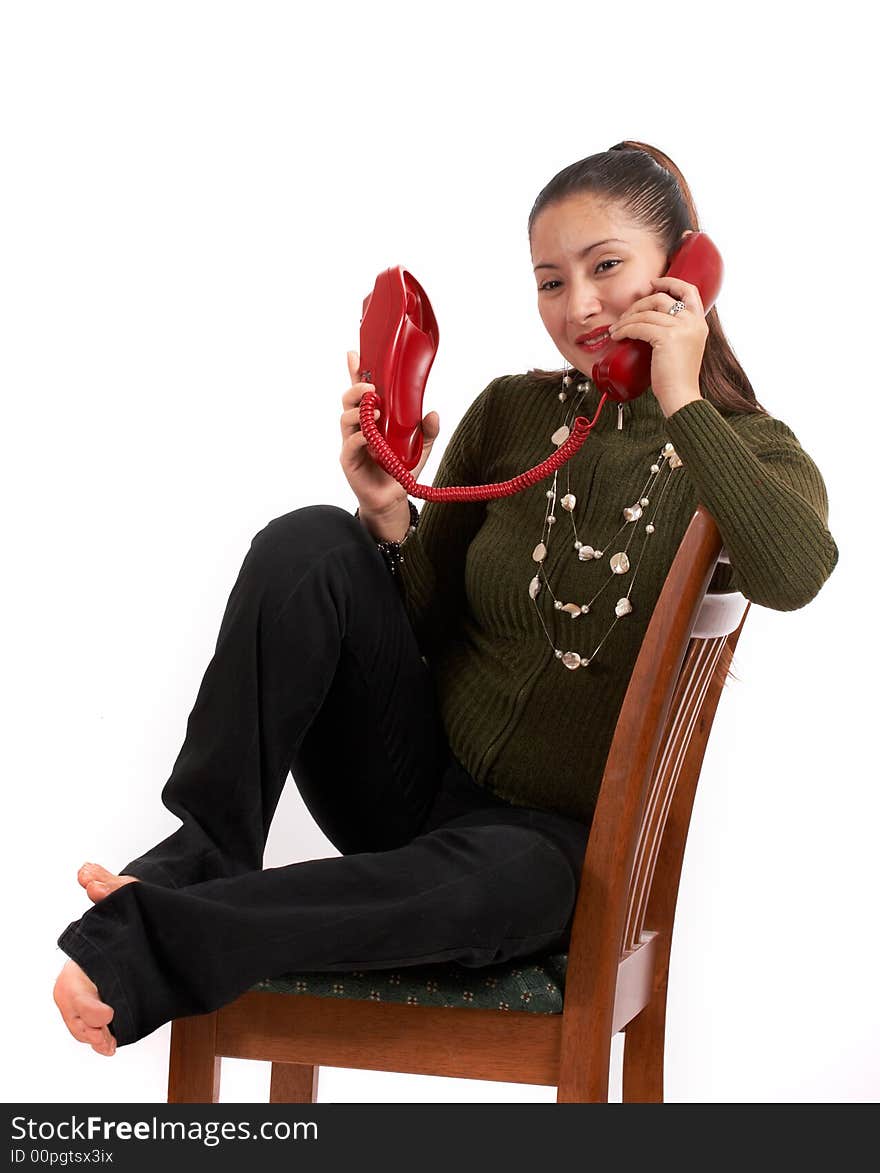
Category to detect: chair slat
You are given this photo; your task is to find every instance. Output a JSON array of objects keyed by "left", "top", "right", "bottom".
[{"left": 625, "top": 635, "right": 728, "bottom": 951}]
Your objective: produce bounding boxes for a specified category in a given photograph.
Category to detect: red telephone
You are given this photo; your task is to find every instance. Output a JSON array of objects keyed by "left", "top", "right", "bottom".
[
  {"left": 358, "top": 232, "right": 723, "bottom": 502},
  {"left": 358, "top": 267, "right": 440, "bottom": 472}
]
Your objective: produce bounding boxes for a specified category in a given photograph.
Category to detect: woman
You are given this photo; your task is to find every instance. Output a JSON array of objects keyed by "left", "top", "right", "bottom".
[{"left": 53, "top": 140, "right": 838, "bottom": 1056}]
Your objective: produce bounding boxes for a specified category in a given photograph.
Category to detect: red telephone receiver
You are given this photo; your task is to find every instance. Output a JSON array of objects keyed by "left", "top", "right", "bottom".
[
  {"left": 591, "top": 231, "right": 724, "bottom": 402},
  {"left": 357, "top": 232, "right": 723, "bottom": 502}
]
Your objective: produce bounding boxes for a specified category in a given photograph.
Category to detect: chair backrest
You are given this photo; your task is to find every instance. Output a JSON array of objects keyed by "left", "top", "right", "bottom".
[
  {"left": 622, "top": 529, "right": 748, "bottom": 954},
  {"left": 562, "top": 506, "right": 750, "bottom": 1018}
]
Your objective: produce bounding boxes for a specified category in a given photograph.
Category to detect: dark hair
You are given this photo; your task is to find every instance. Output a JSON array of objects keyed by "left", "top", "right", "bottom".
[{"left": 526, "top": 140, "right": 768, "bottom": 416}]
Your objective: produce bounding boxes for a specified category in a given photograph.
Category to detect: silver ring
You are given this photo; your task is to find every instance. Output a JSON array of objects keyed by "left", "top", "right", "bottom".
[{"left": 667, "top": 299, "right": 686, "bottom": 316}]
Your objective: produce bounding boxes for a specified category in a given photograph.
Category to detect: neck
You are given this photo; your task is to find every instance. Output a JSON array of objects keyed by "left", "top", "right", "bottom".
[{"left": 569, "top": 370, "right": 669, "bottom": 442}]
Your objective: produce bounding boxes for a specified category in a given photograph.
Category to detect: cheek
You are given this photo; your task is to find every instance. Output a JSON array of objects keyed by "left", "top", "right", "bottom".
[
  {"left": 550, "top": 303, "right": 567, "bottom": 327},
  {"left": 537, "top": 304, "right": 556, "bottom": 331},
  {"left": 620, "top": 287, "right": 643, "bottom": 310}
]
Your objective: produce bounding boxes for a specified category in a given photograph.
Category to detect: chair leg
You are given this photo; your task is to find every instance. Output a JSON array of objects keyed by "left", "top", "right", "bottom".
[
  {"left": 556, "top": 1049, "right": 612, "bottom": 1102},
  {"left": 621, "top": 987, "right": 666, "bottom": 1102},
  {"left": 270, "top": 1062, "right": 320, "bottom": 1103},
  {"left": 167, "top": 1012, "right": 222, "bottom": 1103}
]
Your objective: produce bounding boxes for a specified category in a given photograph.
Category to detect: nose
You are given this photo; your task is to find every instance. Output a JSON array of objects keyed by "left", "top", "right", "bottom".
[{"left": 565, "top": 281, "right": 602, "bottom": 326}]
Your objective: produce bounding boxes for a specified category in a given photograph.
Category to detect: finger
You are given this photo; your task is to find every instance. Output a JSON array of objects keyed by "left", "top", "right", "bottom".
[
  {"left": 609, "top": 318, "right": 693, "bottom": 346},
  {"left": 619, "top": 292, "right": 680, "bottom": 318},
  {"left": 340, "top": 405, "right": 381, "bottom": 435},
  {"left": 411, "top": 422, "right": 436, "bottom": 470},
  {"left": 649, "top": 276, "right": 704, "bottom": 312},
  {"left": 641, "top": 309, "right": 693, "bottom": 325},
  {"left": 611, "top": 311, "right": 682, "bottom": 335},
  {"left": 347, "top": 350, "right": 361, "bottom": 386},
  {"left": 342, "top": 404, "right": 380, "bottom": 424},
  {"left": 341, "top": 429, "right": 375, "bottom": 456},
  {"left": 420, "top": 414, "right": 440, "bottom": 445},
  {"left": 650, "top": 275, "right": 698, "bottom": 295},
  {"left": 341, "top": 381, "right": 377, "bottom": 410},
  {"left": 608, "top": 321, "right": 662, "bottom": 343},
  {"left": 346, "top": 351, "right": 378, "bottom": 390}
]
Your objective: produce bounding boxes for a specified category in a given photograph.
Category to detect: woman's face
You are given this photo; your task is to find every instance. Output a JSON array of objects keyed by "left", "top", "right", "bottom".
[{"left": 530, "top": 193, "right": 681, "bottom": 374}]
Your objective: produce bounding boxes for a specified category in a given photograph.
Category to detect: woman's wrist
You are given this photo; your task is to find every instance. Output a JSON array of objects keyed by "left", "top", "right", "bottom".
[
  {"left": 356, "top": 496, "right": 414, "bottom": 543},
  {"left": 353, "top": 498, "right": 420, "bottom": 578},
  {"left": 656, "top": 384, "right": 703, "bottom": 418}
]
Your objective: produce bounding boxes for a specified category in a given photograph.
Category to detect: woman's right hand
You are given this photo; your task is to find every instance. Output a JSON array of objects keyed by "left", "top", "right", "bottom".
[{"left": 340, "top": 349, "right": 441, "bottom": 517}]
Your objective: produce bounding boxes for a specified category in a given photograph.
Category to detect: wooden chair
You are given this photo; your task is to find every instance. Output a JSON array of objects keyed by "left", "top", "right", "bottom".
[{"left": 167, "top": 504, "right": 750, "bottom": 1103}]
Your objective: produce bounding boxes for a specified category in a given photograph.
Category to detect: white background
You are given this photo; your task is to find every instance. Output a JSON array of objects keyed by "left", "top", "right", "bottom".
[{"left": 2, "top": 0, "right": 876, "bottom": 1104}]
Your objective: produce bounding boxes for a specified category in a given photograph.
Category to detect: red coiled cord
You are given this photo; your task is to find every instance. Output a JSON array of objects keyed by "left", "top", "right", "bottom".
[{"left": 358, "top": 389, "right": 608, "bottom": 502}]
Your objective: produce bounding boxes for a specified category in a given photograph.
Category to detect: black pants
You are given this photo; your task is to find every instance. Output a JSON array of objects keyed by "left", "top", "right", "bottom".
[{"left": 57, "top": 506, "right": 591, "bottom": 1046}]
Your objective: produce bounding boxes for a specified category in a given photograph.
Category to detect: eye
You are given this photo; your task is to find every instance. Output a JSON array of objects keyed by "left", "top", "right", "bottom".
[{"left": 538, "top": 259, "right": 621, "bottom": 292}]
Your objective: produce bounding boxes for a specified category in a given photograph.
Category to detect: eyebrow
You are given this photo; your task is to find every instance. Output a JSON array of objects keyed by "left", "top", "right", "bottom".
[{"left": 533, "top": 238, "right": 628, "bottom": 272}]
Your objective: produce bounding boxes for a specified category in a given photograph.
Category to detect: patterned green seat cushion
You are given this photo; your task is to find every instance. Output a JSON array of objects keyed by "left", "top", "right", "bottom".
[{"left": 249, "top": 952, "right": 569, "bottom": 1014}]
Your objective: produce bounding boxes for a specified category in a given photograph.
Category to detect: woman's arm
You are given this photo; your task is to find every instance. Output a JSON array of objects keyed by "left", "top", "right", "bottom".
[
  {"left": 663, "top": 397, "right": 839, "bottom": 610},
  {"left": 388, "top": 376, "right": 501, "bottom": 657}
]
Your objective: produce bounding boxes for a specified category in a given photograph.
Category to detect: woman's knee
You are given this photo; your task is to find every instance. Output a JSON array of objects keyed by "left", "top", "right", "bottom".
[
  {"left": 237, "top": 504, "right": 380, "bottom": 611},
  {"left": 249, "top": 505, "right": 367, "bottom": 569}
]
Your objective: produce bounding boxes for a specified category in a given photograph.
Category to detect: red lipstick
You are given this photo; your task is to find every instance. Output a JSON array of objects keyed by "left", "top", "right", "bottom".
[{"left": 576, "top": 326, "right": 612, "bottom": 351}]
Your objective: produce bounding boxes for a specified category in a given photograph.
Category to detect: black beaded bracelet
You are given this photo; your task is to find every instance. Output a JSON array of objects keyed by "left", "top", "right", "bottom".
[{"left": 353, "top": 499, "right": 420, "bottom": 579}]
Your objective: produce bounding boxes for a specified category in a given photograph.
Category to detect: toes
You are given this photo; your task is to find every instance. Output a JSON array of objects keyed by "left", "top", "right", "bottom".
[
  {"left": 78, "top": 862, "right": 113, "bottom": 886},
  {"left": 77, "top": 1018, "right": 109, "bottom": 1045},
  {"left": 72, "top": 991, "right": 114, "bottom": 1030},
  {"left": 55, "top": 962, "right": 118, "bottom": 1055},
  {"left": 85, "top": 880, "right": 110, "bottom": 902},
  {"left": 81, "top": 868, "right": 139, "bottom": 903},
  {"left": 68, "top": 1015, "right": 116, "bottom": 1055},
  {"left": 55, "top": 959, "right": 114, "bottom": 1028},
  {"left": 87, "top": 1025, "right": 116, "bottom": 1056}
]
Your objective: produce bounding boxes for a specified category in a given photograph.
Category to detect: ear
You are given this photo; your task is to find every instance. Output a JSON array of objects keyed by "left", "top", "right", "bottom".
[{"left": 682, "top": 229, "right": 695, "bottom": 239}]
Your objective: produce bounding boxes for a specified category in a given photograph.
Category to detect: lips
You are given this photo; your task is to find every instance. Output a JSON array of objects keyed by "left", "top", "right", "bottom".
[{"left": 576, "top": 327, "right": 612, "bottom": 351}]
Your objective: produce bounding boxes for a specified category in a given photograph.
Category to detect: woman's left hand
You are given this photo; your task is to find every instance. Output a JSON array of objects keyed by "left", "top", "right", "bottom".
[{"left": 608, "top": 275, "right": 708, "bottom": 415}]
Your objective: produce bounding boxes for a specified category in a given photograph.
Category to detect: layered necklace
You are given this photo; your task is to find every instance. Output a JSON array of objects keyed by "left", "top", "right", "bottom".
[{"left": 528, "top": 367, "right": 683, "bottom": 671}]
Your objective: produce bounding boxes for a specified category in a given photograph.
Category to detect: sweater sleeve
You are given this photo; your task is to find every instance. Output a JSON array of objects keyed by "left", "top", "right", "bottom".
[
  {"left": 662, "top": 397, "right": 839, "bottom": 611},
  {"left": 394, "top": 376, "right": 500, "bottom": 657}
]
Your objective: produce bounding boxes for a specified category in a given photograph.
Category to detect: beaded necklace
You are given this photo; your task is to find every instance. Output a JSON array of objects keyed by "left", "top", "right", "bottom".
[{"left": 528, "top": 368, "right": 682, "bottom": 671}]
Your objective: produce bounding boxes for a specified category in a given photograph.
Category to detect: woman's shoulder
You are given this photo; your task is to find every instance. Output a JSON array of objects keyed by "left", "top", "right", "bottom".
[
  {"left": 483, "top": 370, "right": 545, "bottom": 391},
  {"left": 481, "top": 369, "right": 564, "bottom": 406},
  {"left": 714, "top": 399, "right": 810, "bottom": 452},
  {"left": 463, "top": 371, "right": 548, "bottom": 417}
]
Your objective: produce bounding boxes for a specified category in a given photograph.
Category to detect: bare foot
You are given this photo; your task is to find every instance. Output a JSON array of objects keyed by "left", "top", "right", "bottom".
[
  {"left": 53, "top": 958, "right": 117, "bottom": 1056},
  {"left": 77, "top": 862, "right": 139, "bottom": 904}
]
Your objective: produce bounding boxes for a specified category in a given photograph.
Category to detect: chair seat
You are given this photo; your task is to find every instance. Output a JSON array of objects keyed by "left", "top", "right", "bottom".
[{"left": 248, "top": 952, "right": 569, "bottom": 1014}]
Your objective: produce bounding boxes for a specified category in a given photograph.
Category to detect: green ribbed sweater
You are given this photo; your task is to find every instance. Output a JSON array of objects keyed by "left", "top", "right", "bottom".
[{"left": 391, "top": 372, "right": 838, "bottom": 827}]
